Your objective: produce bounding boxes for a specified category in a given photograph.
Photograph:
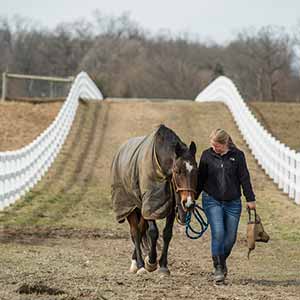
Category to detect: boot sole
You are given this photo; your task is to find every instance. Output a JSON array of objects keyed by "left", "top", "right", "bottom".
[{"left": 214, "top": 275, "right": 225, "bottom": 283}]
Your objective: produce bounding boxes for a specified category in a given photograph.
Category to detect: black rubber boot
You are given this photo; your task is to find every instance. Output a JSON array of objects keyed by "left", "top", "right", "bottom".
[
  {"left": 212, "top": 255, "right": 225, "bottom": 283},
  {"left": 224, "top": 252, "right": 230, "bottom": 278},
  {"left": 223, "top": 262, "right": 228, "bottom": 278}
]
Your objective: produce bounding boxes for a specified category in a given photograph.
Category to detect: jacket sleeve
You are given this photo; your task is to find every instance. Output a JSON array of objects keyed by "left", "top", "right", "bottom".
[
  {"left": 238, "top": 151, "right": 256, "bottom": 202},
  {"left": 196, "top": 152, "right": 208, "bottom": 199}
]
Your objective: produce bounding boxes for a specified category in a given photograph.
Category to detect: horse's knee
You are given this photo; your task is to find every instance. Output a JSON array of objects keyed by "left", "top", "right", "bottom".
[{"left": 148, "top": 224, "right": 159, "bottom": 241}]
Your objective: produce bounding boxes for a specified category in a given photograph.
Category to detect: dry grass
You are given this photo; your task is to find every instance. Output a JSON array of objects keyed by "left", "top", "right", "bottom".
[
  {"left": 0, "top": 99, "right": 299, "bottom": 299},
  {"left": 248, "top": 101, "right": 300, "bottom": 151},
  {"left": 0, "top": 100, "right": 62, "bottom": 151}
]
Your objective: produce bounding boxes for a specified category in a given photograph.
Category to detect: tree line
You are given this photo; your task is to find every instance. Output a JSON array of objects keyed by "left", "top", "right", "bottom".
[{"left": 1, "top": 12, "right": 300, "bottom": 101}]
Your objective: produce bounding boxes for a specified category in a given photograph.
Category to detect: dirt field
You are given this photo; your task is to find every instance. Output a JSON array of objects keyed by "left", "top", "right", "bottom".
[{"left": 0, "top": 99, "right": 300, "bottom": 300}]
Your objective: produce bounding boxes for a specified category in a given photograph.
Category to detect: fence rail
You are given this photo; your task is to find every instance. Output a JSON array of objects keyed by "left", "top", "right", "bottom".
[
  {"left": 1, "top": 72, "right": 75, "bottom": 101},
  {"left": 0, "top": 71, "right": 103, "bottom": 210},
  {"left": 195, "top": 76, "right": 300, "bottom": 205}
]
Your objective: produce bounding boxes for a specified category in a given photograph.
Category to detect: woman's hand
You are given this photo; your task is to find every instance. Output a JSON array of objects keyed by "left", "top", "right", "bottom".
[{"left": 246, "top": 201, "right": 256, "bottom": 210}]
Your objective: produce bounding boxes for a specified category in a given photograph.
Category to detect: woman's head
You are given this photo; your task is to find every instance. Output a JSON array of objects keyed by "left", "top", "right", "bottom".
[{"left": 209, "top": 128, "right": 235, "bottom": 154}]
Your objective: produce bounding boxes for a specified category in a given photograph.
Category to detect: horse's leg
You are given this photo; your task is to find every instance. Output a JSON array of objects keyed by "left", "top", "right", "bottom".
[
  {"left": 158, "top": 206, "right": 175, "bottom": 275},
  {"left": 130, "top": 248, "right": 138, "bottom": 273},
  {"left": 127, "top": 210, "right": 146, "bottom": 274},
  {"left": 145, "top": 220, "right": 159, "bottom": 272},
  {"left": 130, "top": 211, "right": 148, "bottom": 273},
  {"left": 139, "top": 216, "right": 149, "bottom": 255}
]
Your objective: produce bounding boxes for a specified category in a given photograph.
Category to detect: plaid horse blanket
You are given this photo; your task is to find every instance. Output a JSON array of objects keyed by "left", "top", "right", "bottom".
[{"left": 111, "top": 127, "right": 173, "bottom": 223}]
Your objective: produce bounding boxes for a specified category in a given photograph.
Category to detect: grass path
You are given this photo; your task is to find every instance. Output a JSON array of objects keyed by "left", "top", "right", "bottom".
[{"left": 0, "top": 100, "right": 299, "bottom": 300}]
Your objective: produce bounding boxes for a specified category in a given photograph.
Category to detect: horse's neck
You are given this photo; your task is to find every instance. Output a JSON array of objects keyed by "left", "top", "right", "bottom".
[
  {"left": 156, "top": 143, "right": 175, "bottom": 176},
  {"left": 155, "top": 125, "right": 183, "bottom": 176}
]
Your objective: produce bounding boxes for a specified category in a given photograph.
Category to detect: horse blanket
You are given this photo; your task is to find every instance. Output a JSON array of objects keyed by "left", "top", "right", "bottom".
[{"left": 111, "top": 127, "right": 173, "bottom": 223}]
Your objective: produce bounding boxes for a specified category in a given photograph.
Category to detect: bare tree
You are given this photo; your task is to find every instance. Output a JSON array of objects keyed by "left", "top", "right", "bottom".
[
  {"left": 0, "top": 17, "right": 13, "bottom": 72},
  {"left": 1, "top": 13, "right": 299, "bottom": 101},
  {"left": 228, "top": 26, "right": 293, "bottom": 101}
]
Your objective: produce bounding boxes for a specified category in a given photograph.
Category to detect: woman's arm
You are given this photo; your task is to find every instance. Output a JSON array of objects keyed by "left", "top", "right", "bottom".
[
  {"left": 196, "top": 152, "right": 208, "bottom": 199},
  {"left": 238, "top": 151, "right": 256, "bottom": 205}
]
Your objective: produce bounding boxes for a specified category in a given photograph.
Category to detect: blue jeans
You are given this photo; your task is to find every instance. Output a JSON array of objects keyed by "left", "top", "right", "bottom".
[{"left": 202, "top": 192, "right": 242, "bottom": 257}]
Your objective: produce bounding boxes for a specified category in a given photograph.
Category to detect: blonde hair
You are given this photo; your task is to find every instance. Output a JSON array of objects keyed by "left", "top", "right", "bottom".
[{"left": 209, "top": 128, "right": 236, "bottom": 148}]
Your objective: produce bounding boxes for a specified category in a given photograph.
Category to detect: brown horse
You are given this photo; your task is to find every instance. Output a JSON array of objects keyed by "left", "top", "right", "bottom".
[{"left": 111, "top": 125, "right": 198, "bottom": 275}]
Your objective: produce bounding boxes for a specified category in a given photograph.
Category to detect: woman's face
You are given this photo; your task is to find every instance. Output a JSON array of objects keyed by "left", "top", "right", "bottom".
[{"left": 210, "top": 140, "right": 228, "bottom": 155}]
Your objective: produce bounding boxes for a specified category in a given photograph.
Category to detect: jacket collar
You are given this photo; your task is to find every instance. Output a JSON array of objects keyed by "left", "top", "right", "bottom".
[{"left": 209, "top": 146, "right": 236, "bottom": 158}]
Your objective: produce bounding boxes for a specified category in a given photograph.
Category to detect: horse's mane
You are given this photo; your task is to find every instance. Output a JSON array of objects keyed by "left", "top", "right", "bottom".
[{"left": 156, "top": 124, "right": 186, "bottom": 150}]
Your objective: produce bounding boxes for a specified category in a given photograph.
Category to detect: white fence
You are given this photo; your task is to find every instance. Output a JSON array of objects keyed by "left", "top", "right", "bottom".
[
  {"left": 0, "top": 71, "right": 103, "bottom": 210},
  {"left": 196, "top": 76, "right": 300, "bottom": 205}
]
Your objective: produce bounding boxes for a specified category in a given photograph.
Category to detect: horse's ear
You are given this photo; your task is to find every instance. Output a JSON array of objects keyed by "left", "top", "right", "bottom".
[
  {"left": 189, "top": 141, "right": 197, "bottom": 156},
  {"left": 175, "top": 142, "right": 184, "bottom": 158}
]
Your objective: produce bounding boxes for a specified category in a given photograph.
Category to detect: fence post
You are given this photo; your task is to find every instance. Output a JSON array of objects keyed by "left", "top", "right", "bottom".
[
  {"left": 278, "top": 143, "right": 285, "bottom": 190},
  {"left": 1, "top": 72, "right": 7, "bottom": 101},
  {"left": 283, "top": 146, "right": 290, "bottom": 194},
  {"left": 273, "top": 140, "right": 281, "bottom": 184},
  {"left": 289, "top": 150, "right": 296, "bottom": 199},
  {"left": 0, "top": 154, "right": 4, "bottom": 209},
  {"left": 295, "top": 153, "right": 300, "bottom": 205}
]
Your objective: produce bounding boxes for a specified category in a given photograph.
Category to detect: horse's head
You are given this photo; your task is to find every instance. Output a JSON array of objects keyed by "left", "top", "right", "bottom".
[{"left": 173, "top": 141, "right": 198, "bottom": 215}]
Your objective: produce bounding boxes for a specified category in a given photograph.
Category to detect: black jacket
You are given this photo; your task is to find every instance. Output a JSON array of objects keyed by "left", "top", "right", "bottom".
[{"left": 197, "top": 147, "right": 255, "bottom": 202}]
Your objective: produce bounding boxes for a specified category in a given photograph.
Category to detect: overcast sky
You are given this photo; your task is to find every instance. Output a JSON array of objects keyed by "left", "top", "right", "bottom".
[{"left": 1, "top": 0, "right": 300, "bottom": 43}]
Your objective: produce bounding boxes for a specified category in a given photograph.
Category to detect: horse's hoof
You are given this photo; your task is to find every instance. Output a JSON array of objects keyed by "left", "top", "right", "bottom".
[
  {"left": 137, "top": 267, "right": 147, "bottom": 275},
  {"left": 145, "top": 256, "right": 157, "bottom": 272},
  {"left": 129, "top": 260, "right": 138, "bottom": 273},
  {"left": 158, "top": 267, "right": 170, "bottom": 276}
]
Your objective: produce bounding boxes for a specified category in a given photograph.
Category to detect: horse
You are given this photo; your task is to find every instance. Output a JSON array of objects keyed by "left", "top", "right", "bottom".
[{"left": 111, "top": 124, "right": 198, "bottom": 275}]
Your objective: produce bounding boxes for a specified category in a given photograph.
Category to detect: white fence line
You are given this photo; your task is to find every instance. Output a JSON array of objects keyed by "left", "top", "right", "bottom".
[
  {"left": 195, "top": 76, "right": 300, "bottom": 205},
  {"left": 0, "top": 71, "right": 103, "bottom": 210}
]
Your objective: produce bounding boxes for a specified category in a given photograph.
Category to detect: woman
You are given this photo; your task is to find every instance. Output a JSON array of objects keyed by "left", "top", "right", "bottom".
[{"left": 197, "top": 129, "right": 256, "bottom": 283}]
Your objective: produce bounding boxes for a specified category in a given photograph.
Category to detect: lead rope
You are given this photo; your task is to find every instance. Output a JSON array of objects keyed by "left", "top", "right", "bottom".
[
  {"left": 169, "top": 158, "right": 208, "bottom": 239},
  {"left": 185, "top": 204, "right": 209, "bottom": 239}
]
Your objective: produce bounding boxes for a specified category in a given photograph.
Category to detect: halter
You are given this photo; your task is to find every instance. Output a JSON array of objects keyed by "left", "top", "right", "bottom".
[
  {"left": 154, "top": 147, "right": 207, "bottom": 239},
  {"left": 172, "top": 168, "right": 208, "bottom": 240},
  {"left": 171, "top": 168, "right": 197, "bottom": 194}
]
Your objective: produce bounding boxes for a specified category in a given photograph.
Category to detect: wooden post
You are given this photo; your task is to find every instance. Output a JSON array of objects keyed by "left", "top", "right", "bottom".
[
  {"left": 1, "top": 72, "right": 7, "bottom": 101},
  {"left": 50, "top": 81, "right": 54, "bottom": 98},
  {"left": 1, "top": 72, "right": 74, "bottom": 101}
]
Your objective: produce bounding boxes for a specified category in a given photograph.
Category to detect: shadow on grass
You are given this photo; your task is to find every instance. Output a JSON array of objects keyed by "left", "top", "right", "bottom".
[
  {"left": 238, "top": 278, "right": 300, "bottom": 287},
  {"left": 42, "top": 100, "right": 89, "bottom": 191},
  {"left": 0, "top": 226, "right": 129, "bottom": 245}
]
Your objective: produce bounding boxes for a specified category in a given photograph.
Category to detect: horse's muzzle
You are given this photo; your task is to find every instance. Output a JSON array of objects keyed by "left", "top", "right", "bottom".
[{"left": 182, "top": 195, "right": 195, "bottom": 211}]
